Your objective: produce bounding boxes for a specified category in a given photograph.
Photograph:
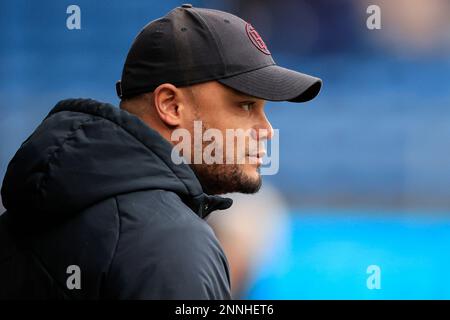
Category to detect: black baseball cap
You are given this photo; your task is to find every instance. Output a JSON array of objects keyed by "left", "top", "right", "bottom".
[{"left": 116, "top": 4, "right": 322, "bottom": 102}]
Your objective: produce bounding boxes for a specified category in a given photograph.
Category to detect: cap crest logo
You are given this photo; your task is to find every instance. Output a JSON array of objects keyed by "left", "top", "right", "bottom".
[{"left": 245, "top": 23, "right": 271, "bottom": 55}]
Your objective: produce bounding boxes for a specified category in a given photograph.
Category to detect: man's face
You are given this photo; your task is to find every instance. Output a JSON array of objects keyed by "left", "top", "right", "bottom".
[{"left": 178, "top": 81, "right": 273, "bottom": 195}]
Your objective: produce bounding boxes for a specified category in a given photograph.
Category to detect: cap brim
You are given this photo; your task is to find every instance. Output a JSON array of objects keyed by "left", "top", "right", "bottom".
[{"left": 217, "top": 65, "right": 322, "bottom": 103}]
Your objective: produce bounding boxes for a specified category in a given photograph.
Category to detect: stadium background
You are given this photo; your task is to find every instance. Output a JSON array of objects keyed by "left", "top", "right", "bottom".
[{"left": 1, "top": 0, "right": 450, "bottom": 299}]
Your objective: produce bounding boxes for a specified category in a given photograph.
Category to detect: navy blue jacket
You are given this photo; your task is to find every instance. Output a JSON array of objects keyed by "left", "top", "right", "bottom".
[{"left": 0, "top": 99, "right": 233, "bottom": 299}]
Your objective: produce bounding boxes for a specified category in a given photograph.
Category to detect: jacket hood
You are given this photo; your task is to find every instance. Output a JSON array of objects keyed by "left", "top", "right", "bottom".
[{"left": 1, "top": 99, "right": 232, "bottom": 219}]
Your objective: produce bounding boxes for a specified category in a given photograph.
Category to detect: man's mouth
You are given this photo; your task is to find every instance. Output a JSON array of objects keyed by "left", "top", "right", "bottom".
[{"left": 246, "top": 150, "right": 266, "bottom": 165}]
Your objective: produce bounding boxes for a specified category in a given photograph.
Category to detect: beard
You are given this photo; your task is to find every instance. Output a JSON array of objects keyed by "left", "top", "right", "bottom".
[
  {"left": 190, "top": 162, "right": 262, "bottom": 195},
  {"left": 188, "top": 118, "right": 262, "bottom": 195}
]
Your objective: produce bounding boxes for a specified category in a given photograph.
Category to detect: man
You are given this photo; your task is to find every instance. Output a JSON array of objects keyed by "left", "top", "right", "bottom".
[{"left": 0, "top": 5, "right": 321, "bottom": 299}]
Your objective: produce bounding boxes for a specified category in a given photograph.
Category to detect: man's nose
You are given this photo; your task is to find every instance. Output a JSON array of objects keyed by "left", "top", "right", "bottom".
[{"left": 252, "top": 112, "right": 273, "bottom": 141}]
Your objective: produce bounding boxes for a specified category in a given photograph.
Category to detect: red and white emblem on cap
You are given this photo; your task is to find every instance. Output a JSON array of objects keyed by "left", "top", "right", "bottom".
[{"left": 245, "top": 23, "right": 271, "bottom": 55}]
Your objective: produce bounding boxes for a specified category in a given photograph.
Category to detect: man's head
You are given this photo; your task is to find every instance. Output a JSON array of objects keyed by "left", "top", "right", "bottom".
[
  {"left": 117, "top": 5, "right": 322, "bottom": 195},
  {"left": 120, "top": 80, "right": 271, "bottom": 195}
]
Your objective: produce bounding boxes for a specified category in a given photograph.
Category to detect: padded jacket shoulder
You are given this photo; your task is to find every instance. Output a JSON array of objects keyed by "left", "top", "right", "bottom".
[{"left": 0, "top": 99, "right": 232, "bottom": 299}]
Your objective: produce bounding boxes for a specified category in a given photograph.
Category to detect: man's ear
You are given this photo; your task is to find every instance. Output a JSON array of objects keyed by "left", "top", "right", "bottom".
[{"left": 153, "top": 83, "right": 184, "bottom": 127}]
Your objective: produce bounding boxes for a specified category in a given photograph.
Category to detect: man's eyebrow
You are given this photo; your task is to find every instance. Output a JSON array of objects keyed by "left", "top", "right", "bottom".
[{"left": 228, "top": 88, "right": 260, "bottom": 101}]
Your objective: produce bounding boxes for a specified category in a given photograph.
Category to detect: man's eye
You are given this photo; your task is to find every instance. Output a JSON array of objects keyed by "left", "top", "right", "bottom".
[{"left": 240, "top": 102, "right": 254, "bottom": 111}]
